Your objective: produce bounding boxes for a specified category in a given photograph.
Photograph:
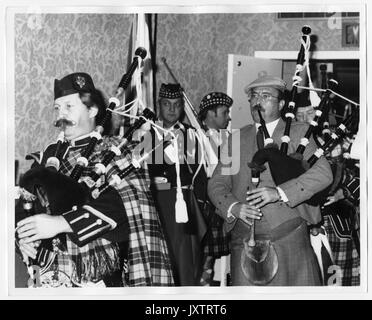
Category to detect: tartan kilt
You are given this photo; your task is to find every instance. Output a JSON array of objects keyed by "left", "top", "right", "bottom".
[
  {"left": 202, "top": 201, "right": 230, "bottom": 258},
  {"left": 323, "top": 214, "right": 360, "bottom": 286},
  {"left": 117, "top": 184, "right": 174, "bottom": 286},
  {"left": 101, "top": 138, "right": 174, "bottom": 286}
]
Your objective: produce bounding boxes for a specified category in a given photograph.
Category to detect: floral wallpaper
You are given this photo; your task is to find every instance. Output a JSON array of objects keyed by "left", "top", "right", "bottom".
[{"left": 14, "top": 12, "right": 358, "bottom": 174}]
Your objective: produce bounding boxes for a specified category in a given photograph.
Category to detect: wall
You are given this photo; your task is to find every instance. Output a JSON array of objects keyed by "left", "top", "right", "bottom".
[
  {"left": 156, "top": 13, "right": 357, "bottom": 106},
  {"left": 14, "top": 12, "right": 358, "bottom": 174}
]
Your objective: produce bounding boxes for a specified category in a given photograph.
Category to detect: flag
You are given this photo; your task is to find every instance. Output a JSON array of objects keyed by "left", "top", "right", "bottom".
[
  {"left": 125, "top": 14, "right": 154, "bottom": 121},
  {"left": 183, "top": 100, "right": 219, "bottom": 177}
]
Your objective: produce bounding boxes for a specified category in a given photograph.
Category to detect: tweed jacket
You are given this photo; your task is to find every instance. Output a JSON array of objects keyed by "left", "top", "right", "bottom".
[{"left": 208, "top": 118, "right": 333, "bottom": 232}]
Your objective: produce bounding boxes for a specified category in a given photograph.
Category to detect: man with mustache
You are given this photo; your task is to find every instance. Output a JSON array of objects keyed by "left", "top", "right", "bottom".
[
  {"left": 208, "top": 75, "right": 333, "bottom": 286},
  {"left": 16, "top": 72, "right": 174, "bottom": 287}
]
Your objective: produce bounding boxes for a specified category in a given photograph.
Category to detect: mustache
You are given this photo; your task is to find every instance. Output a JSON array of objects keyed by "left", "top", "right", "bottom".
[{"left": 54, "top": 118, "right": 76, "bottom": 128}]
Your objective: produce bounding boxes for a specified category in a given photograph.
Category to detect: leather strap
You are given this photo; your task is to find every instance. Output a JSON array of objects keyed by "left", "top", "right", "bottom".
[{"left": 255, "top": 217, "right": 304, "bottom": 242}]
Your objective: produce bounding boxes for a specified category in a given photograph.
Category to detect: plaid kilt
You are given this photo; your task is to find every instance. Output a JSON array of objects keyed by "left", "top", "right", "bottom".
[
  {"left": 52, "top": 238, "right": 121, "bottom": 287},
  {"left": 202, "top": 201, "right": 230, "bottom": 258},
  {"left": 56, "top": 136, "right": 174, "bottom": 286},
  {"left": 323, "top": 214, "right": 360, "bottom": 286}
]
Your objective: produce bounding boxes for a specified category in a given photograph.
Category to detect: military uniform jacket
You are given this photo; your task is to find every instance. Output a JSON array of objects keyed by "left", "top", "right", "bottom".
[{"left": 146, "top": 121, "right": 203, "bottom": 187}]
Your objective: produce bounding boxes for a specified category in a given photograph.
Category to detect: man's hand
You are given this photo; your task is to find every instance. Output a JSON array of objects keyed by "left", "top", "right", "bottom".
[
  {"left": 246, "top": 187, "right": 280, "bottom": 209},
  {"left": 323, "top": 188, "right": 345, "bottom": 207},
  {"left": 18, "top": 239, "right": 41, "bottom": 262},
  {"left": 231, "top": 202, "right": 262, "bottom": 226},
  {"left": 16, "top": 214, "right": 72, "bottom": 243}
]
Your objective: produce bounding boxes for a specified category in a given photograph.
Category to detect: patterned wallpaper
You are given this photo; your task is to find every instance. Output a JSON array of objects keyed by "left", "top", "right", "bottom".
[
  {"left": 14, "top": 12, "right": 358, "bottom": 174},
  {"left": 156, "top": 13, "right": 357, "bottom": 108}
]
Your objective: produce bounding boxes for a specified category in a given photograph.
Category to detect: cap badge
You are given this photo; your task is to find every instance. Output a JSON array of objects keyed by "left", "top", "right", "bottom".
[{"left": 75, "top": 75, "right": 86, "bottom": 89}]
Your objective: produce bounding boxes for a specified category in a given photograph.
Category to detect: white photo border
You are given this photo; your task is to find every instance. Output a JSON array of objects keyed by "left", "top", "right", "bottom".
[{"left": 2, "top": 0, "right": 368, "bottom": 299}]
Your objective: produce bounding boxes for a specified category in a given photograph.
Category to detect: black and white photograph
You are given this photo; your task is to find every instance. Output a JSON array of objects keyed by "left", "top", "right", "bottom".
[{"left": 2, "top": 0, "right": 368, "bottom": 300}]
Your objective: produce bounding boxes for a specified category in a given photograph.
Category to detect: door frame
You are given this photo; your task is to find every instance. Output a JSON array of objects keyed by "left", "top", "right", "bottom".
[{"left": 254, "top": 50, "right": 359, "bottom": 60}]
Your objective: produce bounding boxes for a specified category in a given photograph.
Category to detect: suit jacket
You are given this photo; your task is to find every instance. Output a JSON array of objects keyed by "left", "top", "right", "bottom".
[{"left": 208, "top": 118, "right": 333, "bottom": 232}]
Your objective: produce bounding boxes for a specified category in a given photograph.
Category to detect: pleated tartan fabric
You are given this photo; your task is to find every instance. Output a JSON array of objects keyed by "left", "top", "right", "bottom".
[{"left": 323, "top": 214, "right": 360, "bottom": 286}]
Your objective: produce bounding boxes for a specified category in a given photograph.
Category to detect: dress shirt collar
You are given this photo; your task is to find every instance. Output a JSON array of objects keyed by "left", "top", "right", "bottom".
[
  {"left": 158, "top": 120, "right": 184, "bottom": 131},
  {"left": 255, "top": 118, "right": 280, "bottom": 137}
]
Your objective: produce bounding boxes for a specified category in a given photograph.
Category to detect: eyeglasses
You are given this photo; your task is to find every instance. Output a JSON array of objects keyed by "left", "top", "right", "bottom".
[{"left": 248, "top": 92, "right": 279, "bottom": 103}]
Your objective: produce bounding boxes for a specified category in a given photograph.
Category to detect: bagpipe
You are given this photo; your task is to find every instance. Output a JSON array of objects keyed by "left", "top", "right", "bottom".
[
  {"left": 248, "top": 26, "right": 312, "bottom": 187},
  {"left": 313, "top": 72, "right": 361, "bottom": 258},
  {"left": 242, "top": 26, "right": 359, "bottom": 286},
  {"left": 16, "top": 47, "right": 174, "bottom": 287},
  {"left": 249, "top": 85, "right": 354, "bottom": 196},
  {"left": 314, "top": 64, "right": 360, "bottom": 206},
  {"left": 248, "top": 29, "right": 356, "bottom": 204}
]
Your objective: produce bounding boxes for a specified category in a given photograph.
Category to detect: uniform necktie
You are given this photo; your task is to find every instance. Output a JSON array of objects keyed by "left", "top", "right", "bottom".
[{"left": 256, "top": 126, "right": 265, "bottom": 150}]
